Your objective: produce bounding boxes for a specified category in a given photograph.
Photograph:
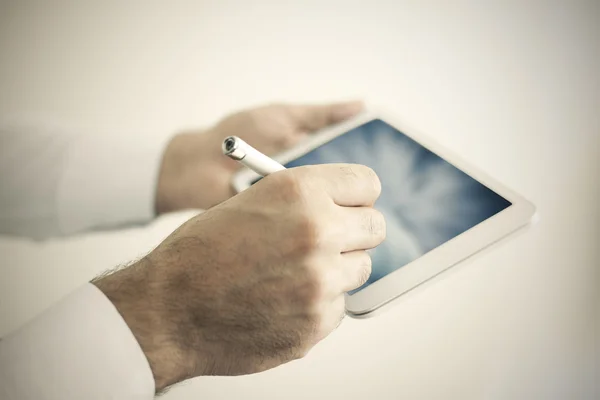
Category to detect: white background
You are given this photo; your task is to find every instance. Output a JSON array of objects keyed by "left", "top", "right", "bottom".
[{"left": 0, "top": 1, "right": 598, "bottom": 399}]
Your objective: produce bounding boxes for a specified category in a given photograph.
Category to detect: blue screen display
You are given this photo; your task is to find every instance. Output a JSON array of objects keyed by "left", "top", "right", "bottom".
[{"left": 262, "top": 119, "right": 511, "bottom": 293}]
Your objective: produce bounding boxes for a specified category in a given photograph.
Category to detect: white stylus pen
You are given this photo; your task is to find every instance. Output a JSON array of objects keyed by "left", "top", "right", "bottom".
[{"left": 222, "top": 136, "right": 286, "bottom": 176}]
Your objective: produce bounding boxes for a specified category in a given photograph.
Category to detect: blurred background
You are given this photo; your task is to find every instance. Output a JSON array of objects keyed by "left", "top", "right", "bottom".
[{"left": 0, "top": 1, "right": 598, "bottom": 399}]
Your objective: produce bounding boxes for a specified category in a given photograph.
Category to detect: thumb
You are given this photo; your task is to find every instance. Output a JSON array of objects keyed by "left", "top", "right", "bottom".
[{"left": 290, "top": 101, "right": 364, "bottom": 132}]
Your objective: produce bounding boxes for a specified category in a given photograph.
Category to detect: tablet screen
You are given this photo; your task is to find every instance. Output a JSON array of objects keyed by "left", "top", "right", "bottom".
[{"left": 260, "top": 119, "right": 512, "bottom": 294}]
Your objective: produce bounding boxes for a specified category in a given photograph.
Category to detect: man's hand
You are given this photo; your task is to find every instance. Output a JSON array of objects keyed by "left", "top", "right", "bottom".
[
  {"left": 155, "top": 101, "right": 364, "bottom": 213},
  {"left": 94, "top": 164, "right": 385, "bottom": 392}
]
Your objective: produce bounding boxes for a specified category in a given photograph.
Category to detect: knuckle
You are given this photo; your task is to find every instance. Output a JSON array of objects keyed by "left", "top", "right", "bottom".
[
  {"left": 364, "top": 209, "right": 386, "bottom": 241},
  {"left": 273, "top": 172, "right": 305, "bottom": 202},
  {"left": 362, "top": 166, "right": 382, "bottom": 197},
  {"left": 339, "top": 165, "right": 381, "bottom": 198}
]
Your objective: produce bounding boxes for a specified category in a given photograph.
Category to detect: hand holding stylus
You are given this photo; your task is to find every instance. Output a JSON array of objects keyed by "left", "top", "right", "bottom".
[{"left": 96, "top": 160, "right": 385, "bottom": 390}]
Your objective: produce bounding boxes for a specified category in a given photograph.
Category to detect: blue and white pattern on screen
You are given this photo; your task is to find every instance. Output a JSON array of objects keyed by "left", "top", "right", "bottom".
[{"left": 283, "top": 119, "right": 511, "bottom": 293}]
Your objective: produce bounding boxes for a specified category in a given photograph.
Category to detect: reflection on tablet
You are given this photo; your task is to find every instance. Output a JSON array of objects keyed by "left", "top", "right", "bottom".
[{"left": 256, "top": 119, "right": 511, "bottom": 294}]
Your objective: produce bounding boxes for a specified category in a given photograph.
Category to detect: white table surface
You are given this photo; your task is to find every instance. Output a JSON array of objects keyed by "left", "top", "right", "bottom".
[{"left": 0, "top": 1, "right": 598, "bottom": 399}]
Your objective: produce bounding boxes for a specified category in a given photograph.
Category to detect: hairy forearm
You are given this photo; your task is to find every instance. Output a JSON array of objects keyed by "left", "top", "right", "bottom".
[{"left": 92, "top": 259, "right": 188, "bottom": 392}]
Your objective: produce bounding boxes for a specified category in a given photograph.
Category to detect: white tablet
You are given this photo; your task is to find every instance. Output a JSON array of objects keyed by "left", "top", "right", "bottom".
[{"left": 231, "top": 110, "right": 537, "bottom": 318}]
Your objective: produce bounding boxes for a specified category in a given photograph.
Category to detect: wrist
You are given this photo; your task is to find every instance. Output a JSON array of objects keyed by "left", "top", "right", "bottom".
[
  {"left": 156, "top": 130, "right": 237, "bottom": 214},
  {"left": 92, "top": 259, "right": 189, "bottom": 392}
]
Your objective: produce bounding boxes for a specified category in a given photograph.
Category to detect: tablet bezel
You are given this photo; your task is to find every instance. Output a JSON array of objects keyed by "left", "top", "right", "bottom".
[{"left": 230, "top": 109, "right": 537, "bottom": 317}]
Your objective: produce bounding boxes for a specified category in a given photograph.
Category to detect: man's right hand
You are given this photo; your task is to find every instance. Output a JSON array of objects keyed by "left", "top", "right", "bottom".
[{"left": 93, "top": 164, "right": 385, "bottom": 392}]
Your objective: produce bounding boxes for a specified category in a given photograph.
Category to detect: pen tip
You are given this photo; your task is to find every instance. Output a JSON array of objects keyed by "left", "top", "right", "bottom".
[{"left": 223, "top": 136, "right": 237, "bottom": 154}]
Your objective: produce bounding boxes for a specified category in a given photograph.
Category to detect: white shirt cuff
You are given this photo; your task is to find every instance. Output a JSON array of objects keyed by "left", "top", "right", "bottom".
[
  {"left": 0, "top": 283, "right": 155, "bottom": 400},
  {"left": 57, "top": 132, "right": 172, "bottom": 235}
]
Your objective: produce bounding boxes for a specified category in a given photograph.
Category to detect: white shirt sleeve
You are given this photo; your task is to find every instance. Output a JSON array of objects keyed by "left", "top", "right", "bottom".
[
  {"left": 0, "top": 126, "right": 169, "bottom": 398},
  {"left": 0, "top": 125, "right": 172, "bottom": 239},
  {"left": 0, "top": 283, "right": 155, "bottom": 399}
]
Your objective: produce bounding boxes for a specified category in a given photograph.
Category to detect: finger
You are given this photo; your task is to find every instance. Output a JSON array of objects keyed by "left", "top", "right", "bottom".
[
  {"left": 339, "top": 250, "right": 373, "bottom": 292},
  {"left": 288, "top": 101, "right": 364, "bottom": 131},
  {"left": 335, "top": 207, "right": 386, "bottom": 252},
  {"left": 296, "top": 164, "right": 381, "bottom": 206}
]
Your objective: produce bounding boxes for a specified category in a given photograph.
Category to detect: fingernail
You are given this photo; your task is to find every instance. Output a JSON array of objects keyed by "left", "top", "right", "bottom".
[{"left": 332, "top": 101, "right": 364, "bottom": 121}]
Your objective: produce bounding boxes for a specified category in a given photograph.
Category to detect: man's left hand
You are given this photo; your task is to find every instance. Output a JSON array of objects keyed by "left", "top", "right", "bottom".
[{"left": 155, "top": 101, "right": 364, "bottom": 213}]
